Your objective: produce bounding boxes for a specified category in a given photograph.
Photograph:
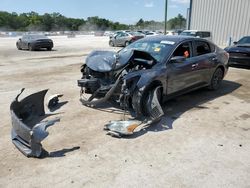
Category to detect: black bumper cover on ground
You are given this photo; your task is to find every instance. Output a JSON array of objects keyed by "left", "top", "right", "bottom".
[{"left": 10, "top": 89, "right": 59, "bottom": 158}]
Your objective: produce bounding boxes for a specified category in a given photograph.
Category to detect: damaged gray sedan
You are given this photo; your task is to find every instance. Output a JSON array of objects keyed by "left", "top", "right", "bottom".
[{"left": 78, "top": 36, "right": 229, "bottom": 121}]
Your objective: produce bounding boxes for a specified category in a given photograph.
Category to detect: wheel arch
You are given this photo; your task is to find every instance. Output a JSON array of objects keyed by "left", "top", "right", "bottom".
[
  {"left": 216, "top": 65, "right": 225, "bottom": 77},
  {"left": 132, "top": 79, "right": 164, "bottom": 117}
]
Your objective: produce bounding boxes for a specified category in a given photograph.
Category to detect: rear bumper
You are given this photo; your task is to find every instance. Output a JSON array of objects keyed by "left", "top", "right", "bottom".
[{"left": 33, "top": 42, "right": 53, "bottom": 49}]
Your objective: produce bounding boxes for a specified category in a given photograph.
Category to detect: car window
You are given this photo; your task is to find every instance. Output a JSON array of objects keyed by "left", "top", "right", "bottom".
[
  {"left": 196, "top": 32, "right": 202, "bottom": 37},
  {"left": 180, "top": 31, "right": 196, "bottom": 37},
  {"left": 118, "top": 33, "right": 126, "bottom": 37},
  {"left": 203, "top": 32, "right": 211, "bottom": 38},
  {"left": 120, "top": 40, "right": 174, "bottom": 63},
  {"left": 173, "top": 42, "right": 192, "bottom": 58},
  {"left": 209, "top": 43, "right": 216, "bottom": 52},
  {"left": 238, "top": 37, "right": 250, "bottom": 44},
  {"left": 116, "top": 33, "right": 123, "bottom": 38},
  {"left": 194, "top": 41, "right": 211, "bottom": 56}
]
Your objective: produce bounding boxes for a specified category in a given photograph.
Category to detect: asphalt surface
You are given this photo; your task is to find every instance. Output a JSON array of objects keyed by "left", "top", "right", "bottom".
[{"left": 0, "top": 35, "right": 249, "bottom": 188}]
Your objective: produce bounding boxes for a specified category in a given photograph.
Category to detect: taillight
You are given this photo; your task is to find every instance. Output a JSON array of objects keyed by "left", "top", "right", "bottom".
[
  {"left": 131, "top": 36, "right": 136, "bottom": 41},
  {"left": 225, "top": 52, "right": 229, "bottom": 59}
]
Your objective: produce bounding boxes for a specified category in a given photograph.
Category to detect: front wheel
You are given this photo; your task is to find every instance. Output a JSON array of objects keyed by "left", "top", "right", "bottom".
[
  {"left": 47, "top": 47, "right": 52, "bottom": 51},
  {"left": 132, "top": 86, "right": 163, "bottom": 120},
  {"left": 16, "top": 43, "right": 22, "bottom": 50},
  {"left": 28, "top": 44, "right": 34, "bottom": 51},
  {"left": 125, "top": 41, "right": 130, "bottom": 46},
  {"left": 209, "top": 68, "right": 224, "bottom": 90},
  {"left": 109, "top": 41, "right": 114, "bottom": 47}
]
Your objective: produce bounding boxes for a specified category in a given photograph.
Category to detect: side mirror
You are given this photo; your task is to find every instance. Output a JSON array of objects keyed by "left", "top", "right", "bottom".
[
  {"left": 170, "top": 56, "right": 186, "bottom": 64},
  {"left": 233, "top": 41, "right": 237, "bottom": 45}
]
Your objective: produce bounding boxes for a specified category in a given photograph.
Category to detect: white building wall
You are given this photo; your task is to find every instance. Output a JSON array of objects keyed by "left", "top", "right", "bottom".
[{"left": 190, "top": 0, "right": 250, "bottom": 46}]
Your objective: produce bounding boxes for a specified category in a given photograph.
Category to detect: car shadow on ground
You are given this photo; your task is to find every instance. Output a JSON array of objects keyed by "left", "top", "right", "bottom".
[
  {"left": 21, "top": 49, "right": 57, "bottom": 52},
  {"left": 125, "top": 80, "right": 242, "bottom": 139}
]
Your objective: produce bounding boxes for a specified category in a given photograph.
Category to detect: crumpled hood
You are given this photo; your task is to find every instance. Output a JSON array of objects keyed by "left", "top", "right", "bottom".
[
  {"left": 85, "top": 49, "right": 156, "bottom": 72},
  {"left": 86, "top": 50, "right": 133, "bottom": 72}
]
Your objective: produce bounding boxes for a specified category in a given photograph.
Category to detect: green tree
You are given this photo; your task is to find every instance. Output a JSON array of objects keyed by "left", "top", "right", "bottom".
[{"left": 167, "top": 14, "right": 186, "bottom": 29}]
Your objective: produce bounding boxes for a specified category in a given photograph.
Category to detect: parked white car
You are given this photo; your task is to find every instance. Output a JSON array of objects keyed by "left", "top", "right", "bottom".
[{"left": 180, "top": 30, "right": 212, "bottom": 41}]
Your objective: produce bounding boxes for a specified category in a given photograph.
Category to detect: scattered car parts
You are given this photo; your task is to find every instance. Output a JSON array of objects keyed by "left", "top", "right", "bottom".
[
  {"left": 47, "top": 94, "right": 63, "bottom": 110},
  {"left": 104, "top": 120, "right": 141, "bottom": 137},
  {"left": 10, "top": 88, "right": 60, "bottom": 158}
]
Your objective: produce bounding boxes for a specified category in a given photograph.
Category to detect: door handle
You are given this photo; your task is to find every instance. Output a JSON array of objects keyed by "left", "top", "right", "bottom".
[{"left": 192, "top": 63, "right": 198, "bottom": 68}]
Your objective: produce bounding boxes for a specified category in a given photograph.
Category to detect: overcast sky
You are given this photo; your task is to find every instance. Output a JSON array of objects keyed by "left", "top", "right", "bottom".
[{"left": 0, "top": 0, "right": 190, "bottom": 24}]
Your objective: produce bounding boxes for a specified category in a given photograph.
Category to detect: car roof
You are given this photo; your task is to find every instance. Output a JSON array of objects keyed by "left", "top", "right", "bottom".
[
  {"left": 182, "top": 30, "right": 211, "bottom": 33},
  {"left": 138, "top": 35, "right": 194, "bottom": 43}
]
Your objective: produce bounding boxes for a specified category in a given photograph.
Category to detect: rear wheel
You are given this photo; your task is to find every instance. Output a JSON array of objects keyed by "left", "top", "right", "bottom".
[
  {"left": 209, "top": 68, "right": 224, "bottom": 90},
  {"left": 47, "top": 47, "right": 52, "bottom": 51}
]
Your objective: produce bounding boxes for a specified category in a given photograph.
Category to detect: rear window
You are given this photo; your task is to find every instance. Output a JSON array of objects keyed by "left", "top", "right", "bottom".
[
  {"left": 180, "top": 31, "right": 196, "bottom": 37},
  {"left": 202, "top": 32, "right": 211, "bottom": 38},
  {"left": 195, "top": 41, "right": 211, "bottom": 56},
  {"left": 31, "top": 35, "right": 48, "bottom": 39}
]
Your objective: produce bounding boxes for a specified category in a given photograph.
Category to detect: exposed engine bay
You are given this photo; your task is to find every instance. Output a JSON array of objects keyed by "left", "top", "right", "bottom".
[{"left": 77, "top": 49, "right": 164, "bottom": 122}]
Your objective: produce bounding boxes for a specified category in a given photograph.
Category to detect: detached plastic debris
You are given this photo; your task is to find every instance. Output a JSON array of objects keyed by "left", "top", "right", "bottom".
[
  {"left": 10, "top": 88, "right": 61, "bottom": 158},
  {"left": 104, "top": 120, "right": 140, "bottom": 137},
  {"left": 47, "top": 94, "right": 63, "bottom": 110},
  {"left": 146, "top": 86, "right": 164, "bottom": 121}
]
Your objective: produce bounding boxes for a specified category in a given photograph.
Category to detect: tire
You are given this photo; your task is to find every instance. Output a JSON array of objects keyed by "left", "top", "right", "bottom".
[
  {"left": 109, "top": 41, "right": 114, "bottom": 47},
  {"left": 209, "top": 68, "right": 224, "bottom": 90},
  {"left": 16, "top": 43, "right": 21, "bottom": 50},
  {"left": 47, "top": 47, "right": 52, "bottom": 51},
  {"left": 132, "top": 85, "right": 163, "bottom": 118},
  {"left": 125, "top": 41, "right": 130, "bottom": 46},
  {"left": 28, "top": 44, "right": 34, "bottom": 51}
]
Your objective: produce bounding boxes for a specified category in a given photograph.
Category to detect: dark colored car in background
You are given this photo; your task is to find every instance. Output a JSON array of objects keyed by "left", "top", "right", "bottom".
[
  {"left": 109, "top": 32, "right": 145, "bottom": 47},
  {"left": 225, "top": 36, "right": 250, "bottom": 68},
  {"left": 16, "top": 34, "right": 54, "bottom": 51},
  {"left": 78, "top": 36, "right": 229, "bottom": 120}
]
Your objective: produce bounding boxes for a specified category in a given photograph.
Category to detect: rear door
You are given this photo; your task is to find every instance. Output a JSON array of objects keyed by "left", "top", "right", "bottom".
[
  {"left": 192, "top": 40, "right": 216, "bottom": 84},
  {"left": 115, "top": 33, "right": 128, "bottom": 46},
  {"left": 167, "top": 41, "right": 202, "bottom": 94}
]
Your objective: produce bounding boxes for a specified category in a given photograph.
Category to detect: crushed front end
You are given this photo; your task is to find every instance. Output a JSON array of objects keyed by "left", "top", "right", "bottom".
[{"left": 77, "top": 49, "right": 164, "bottom": 122}]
